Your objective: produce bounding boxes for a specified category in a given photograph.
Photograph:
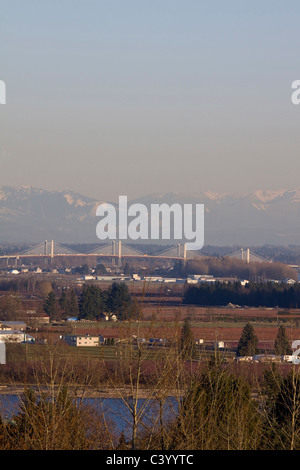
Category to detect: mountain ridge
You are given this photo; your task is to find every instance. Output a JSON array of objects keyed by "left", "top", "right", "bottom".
[{"left": 0, "top": 186, "right": 299, "bottom": 245}]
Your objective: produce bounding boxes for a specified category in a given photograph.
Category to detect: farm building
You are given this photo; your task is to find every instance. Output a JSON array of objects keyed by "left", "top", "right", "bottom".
[
  {"left": 62, "top": 334, "right": 100, "bottom": 347},
  {"left": 0, "top": 321, "right": 27, "bottom": 331}
]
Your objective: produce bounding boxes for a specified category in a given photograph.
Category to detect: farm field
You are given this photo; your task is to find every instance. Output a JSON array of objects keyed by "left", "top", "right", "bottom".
[
  {"left": 2, "top": 278, "right": 300, "bottom": 360},
  {"left": 36, "top": 304, "right": 300, "bottom": 357}
]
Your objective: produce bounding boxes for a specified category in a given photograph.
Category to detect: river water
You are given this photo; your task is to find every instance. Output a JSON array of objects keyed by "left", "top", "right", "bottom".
[{"left": 0, "top": 394, "right": 179, "bottom": 439}]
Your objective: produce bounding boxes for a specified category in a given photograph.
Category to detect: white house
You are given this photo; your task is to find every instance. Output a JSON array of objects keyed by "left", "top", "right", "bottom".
[{"left": 63, "top": 334, "right": 99, "bottom": 347}]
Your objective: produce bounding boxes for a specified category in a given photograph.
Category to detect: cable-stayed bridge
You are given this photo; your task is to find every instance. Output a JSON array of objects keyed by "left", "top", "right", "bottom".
[
  {"left": 18, "top": 240, "right": 79, "bottom": 257},
  {"left": 224, "top": 248, "right": 270, "bottom": 264},
  {"left": 0, "top": 241, "right": 273, "bottom": 267},
  {"left": 0, "top": 240, "right": 206, "bottom": 266}
]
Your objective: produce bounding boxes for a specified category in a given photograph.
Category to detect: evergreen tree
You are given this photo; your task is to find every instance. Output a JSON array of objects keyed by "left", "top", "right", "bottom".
[
  {"left": 180, "top": 318, "right": 195, "bottom": 359},
  {"left": 59, "top": 291, "right": 67, "bottom": 311},
  {"left": 173, "top": 366, "right": 262, "bottom": 450},
  {"left": 59, "top": 290, "right": 79, "bottom": 319},
  {"left": 95, "top": 263, "right": 107, "bottom": 275},
  {"left": 78, "top": 285, "right": 104, "bottom": 320},
  {"left": 274, "top": 325, "right": 292, "bottom": 355},
  {"left": 43, "top": 291, "right": 59, "bottom": 321},
  {"left": 263, "top": 368, "right": 300, "bottom": 449},
  {"left": 9, "top": 387, "right": 88, "bottom": 450},
  {"left": 236, "top": 322, "right": 258, "bottom": 357},
  {"left": 274, "top": 370, "right": 300, "bottom": 449},
  {"left": 123, "top": 262, "right": 132, "bottom": 275},
  {"left": 263, "top": 364, "right": 282, "bottom": 407},
  {"left": 106, "top": 282, "right": 133, "bottom": 320}
]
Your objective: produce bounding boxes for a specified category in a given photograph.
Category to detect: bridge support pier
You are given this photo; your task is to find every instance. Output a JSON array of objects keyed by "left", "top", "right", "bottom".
[
  {"left": 50, "top": 240, "right": 54, "bottom": 262},
  {"left": 112, "top": 241, "right": 116, "bottom": 267},
  {"left": 118, "top": 240, "right": 122, "bottom": 267},
  {"left": 182, "top": 243, "right": 187, "bottom": 264}
]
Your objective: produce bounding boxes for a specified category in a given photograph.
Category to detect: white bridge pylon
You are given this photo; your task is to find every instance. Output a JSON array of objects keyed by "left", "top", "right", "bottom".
[
  {"left": 18, "top": 240, "right": 80, "bottom": 257},
  {"left": 88, "top": 241, "right": 146, "bottom": 257},
  {"left": 224, "top": 248, "right": 271, "bottom": 264},
  {"left": 153, "top": 243, "right": 207, "bottom": 261},
  {"left": 88, "top": 241, "right": 148, "bottom": 266}
]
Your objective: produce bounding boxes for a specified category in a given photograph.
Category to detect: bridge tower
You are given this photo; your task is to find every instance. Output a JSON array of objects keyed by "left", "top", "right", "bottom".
[
  {"left": 241, "top": 248, "right": 250, "bottom": 263},
  {"left": 112, "top": 240, "right": 116, "bottom": 267},
  {"left": 118, "top": 240, "right": 122, "bottom": 267},
  {"left": 44, "top": 240, "right": 54, "bottom": 262},
  {"left": 51, "top": 240, "right": 54, "bottom": 260}
]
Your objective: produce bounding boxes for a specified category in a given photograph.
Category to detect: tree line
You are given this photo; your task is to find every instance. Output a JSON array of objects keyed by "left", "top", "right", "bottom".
[
  {"left": 173, "top": 257, "right": 296, "bottom": 281},
  {"left": 43, "top": 282, "right": 134, "bottom": 322},
  {"left": 184, "top": 281, "right": 300, "bottom": 308},
  {"left": 236, "top": 322, "right": 292, "bottom": 357}
]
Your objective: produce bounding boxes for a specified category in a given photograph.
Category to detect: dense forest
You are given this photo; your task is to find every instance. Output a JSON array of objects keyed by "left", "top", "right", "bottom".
[
  {"left": 43, "top": 283, "right": 134, "bottom": 321},
  {"left": 184, "top": 281, "right": 300, "bottom": 308}
]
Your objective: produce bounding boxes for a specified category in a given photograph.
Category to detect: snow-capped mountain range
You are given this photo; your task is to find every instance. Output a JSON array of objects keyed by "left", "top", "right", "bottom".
[{"left": 0, "top": 186, "right": 299, "bottom": 246}]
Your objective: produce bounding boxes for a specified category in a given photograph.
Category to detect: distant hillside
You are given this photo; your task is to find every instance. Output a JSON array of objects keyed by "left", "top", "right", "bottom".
[
  {"left": 0, "top": 186, "right": 101, "bottom": 243},
  {"left": 0, "top": 186, "right": 300, "bottom": 246},
  {"left": 133, "top": 189, "right": 300, "bottom": 246}
]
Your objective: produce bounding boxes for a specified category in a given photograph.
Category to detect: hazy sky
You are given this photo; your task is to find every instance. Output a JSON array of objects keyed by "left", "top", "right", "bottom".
[{"left": 1, "top": 0, "right": 300, "bottom": 202}]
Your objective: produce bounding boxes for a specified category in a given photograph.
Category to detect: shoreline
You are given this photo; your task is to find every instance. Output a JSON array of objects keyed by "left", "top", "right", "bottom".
[{"left": 0, "top": 384, "right": 184, "bottom": 399}]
